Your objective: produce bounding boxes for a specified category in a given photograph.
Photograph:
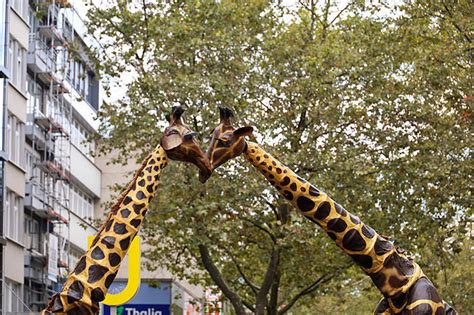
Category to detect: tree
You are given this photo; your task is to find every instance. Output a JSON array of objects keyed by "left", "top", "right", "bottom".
[{"left": 87, "top": 0, "right": 472, "bottom": 313}]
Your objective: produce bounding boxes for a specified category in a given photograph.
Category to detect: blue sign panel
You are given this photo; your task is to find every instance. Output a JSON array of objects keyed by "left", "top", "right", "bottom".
[
  {"left": 103, "top": 304, "right": 170, "bottom": 315},
  {"left": 102, "top": 281, "right": 171, "bottom": 315}
]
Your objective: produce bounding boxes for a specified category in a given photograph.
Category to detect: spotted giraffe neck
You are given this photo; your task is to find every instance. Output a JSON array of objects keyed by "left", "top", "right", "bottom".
[
  {"left": 44, "top": 145, "right": 168, "bottom": 314},
  {"left": 244, "top": 142, "right": 453, "bottom": 314}
]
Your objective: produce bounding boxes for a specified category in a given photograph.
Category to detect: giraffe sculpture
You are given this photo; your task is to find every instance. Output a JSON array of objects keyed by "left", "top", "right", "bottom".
[
  {"left": 205, "top": 107, "right": 456, "bottom": 315},
  {"left": 43, "top": 106, "right": 210, "bottom": 314}
]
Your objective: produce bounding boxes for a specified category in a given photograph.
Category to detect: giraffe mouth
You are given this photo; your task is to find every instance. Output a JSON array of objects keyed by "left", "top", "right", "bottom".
[{"left": 199, "top": 169, "right": 212, "bottom": 183}]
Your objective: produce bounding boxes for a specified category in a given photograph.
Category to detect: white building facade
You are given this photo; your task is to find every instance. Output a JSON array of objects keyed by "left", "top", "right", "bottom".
[{"left": 2, "top": 0, "right": 101, "bottom": 313}]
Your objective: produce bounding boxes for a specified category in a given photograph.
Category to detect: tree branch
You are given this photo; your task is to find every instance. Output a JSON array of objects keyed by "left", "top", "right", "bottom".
[
  {"left": 198, "top": 244, "right": 246, "bottom": 315},
  {"left": 321, "top": 0, "right": 331, "bottom": 41},
  {"left": 268, "top": 268, "right": 281, "bottom": 315},
  {"left": 442, "top": 2, "right": 471, "bottom": 43},
  {"left": 229, "top": 253, "right": 261, "bottom": 295},
  {"left": 278, "top": 263, "right": 353, "bottom": 314},
  {"left": 308, "top": 0, "right": 316, "bottom": 42},
  {"left": 298, "top": 0, "right": 323, "bottom": 27},
  {"left": 242, "top": 299, "right": 256, "bottom": 313},
  {"left": 241, "top": 217, "right": 277, "bottom": 244},
  {"left": 256, "top": 247, "right": 281, "bottom": 315},
  {"left": 329, "top": 2, "right": 351, "bottom": 26},
  {"left": 141, "top": 0, "right": 150, "bottom": 60},
  {"left": 277, "top": 273, "right": 332, "bottom": 314},
  {"left": 258, "top": 195, "right": 280, "bottom": 221}
]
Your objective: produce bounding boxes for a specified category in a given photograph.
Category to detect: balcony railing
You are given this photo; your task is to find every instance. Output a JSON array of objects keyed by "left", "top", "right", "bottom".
[{"left": 27, "top": 35, "right": 56, "bottom": 75}]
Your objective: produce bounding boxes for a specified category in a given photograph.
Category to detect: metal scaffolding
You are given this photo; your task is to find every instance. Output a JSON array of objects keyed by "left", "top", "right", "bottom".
[{"left": 24, "top": 0, "right": 73, "bottom": 311}]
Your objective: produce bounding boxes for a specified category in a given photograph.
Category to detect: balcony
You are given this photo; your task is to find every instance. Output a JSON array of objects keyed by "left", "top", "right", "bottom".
[
  {"left": 37, "top": 160, "right": 70, "bottom": 182},
  {"left": 25, "top": 182, "right": 52, "bottom": 217},
  {"left": 26, "top": 115, "right": 56, "bottom": 153},
  {"left": 48, "top": 114, "right": 70, "bottom": 136},
  {"left": 25, "top": 182, "right": 69, "bottom": 224},
  {"left": 24, "top": 266, "right": 46, "bottom": 283},
  {"left": 37, "top": 24, "right": 64, "bottom": 46},
  {"left": 28, "top": 108, "right": 70, "bottom": 139},
  {"left": 27, "top": 35, "right": 55, "bottom": 75},
  {"left": 51, "top": 79, "right": 70, "bottom": 95}
]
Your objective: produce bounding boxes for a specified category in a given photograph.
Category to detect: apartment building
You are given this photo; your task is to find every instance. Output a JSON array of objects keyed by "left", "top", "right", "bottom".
[{"left": 1, "top": 0, "right": 101, "bottom": 313}]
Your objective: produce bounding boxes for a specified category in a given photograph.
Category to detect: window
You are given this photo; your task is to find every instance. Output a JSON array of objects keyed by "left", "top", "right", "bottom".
[
  {"left": 5, "top": 191, "right": 10, "bottom": 237},
  {"left": 86, "top": 72, "right": 100, "bottom": 110},
  {"left": 6, "top": 114, "right": 12, "bottom": 159},
  {"left": 69, "top": 248, "right": 84, "bottom": 271},
  {"left": 7, "top": 38, "right": 27, "bottom": 92},
  {"left": 25, "top": 215, "right": 42, "bottom": 253},
  {"left": 0, "top": 79, "right": 4, "bottom": 150},
  {"left": 5, "top": 279, "right": 22, "bottom": 313},
  {"left": 11, "top": 0, "right": 28, "bottom": 21},
  {"left": 4, "top": 190, "right": 23, "bottom": 242},
  {"left": 25, "top": 148, "right": 40, "bottom": 181},
  {"left": 0, "top": 0, "right": 7, "bottom": 68},
  {"left": 71, "top": 119, "right": 95, "bottom": 159},
  {"left": 71, "top": 186, "right": 93, "bottom": 219},
  {"left": 14, "top": 120, "right": 21, "bottom": 161},
  {"left": 8, "top": 39, "right": 14, "bottom": 81},
  {"left": 54, "top": 180, "right": 69, "bottom": 208},
  {"left": 67, "top": 57, "right": 91, "bottom": 99},
  {"left": 27, "top": 75, "right": 46, "bottom": 115},
  {"left": 6, "top": 113, "right": 25, "bottom": 166}
]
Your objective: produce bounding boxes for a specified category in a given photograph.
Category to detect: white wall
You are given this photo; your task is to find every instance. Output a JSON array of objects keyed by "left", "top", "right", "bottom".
[
  {"left": 69, "top": 213, "right": 97, "bottom": 251},
  {"left": 63, "top": 87, "right": 100, "bottom": 130},
  {"left": 70, "top": 144, "right": 101, "bottom": 197},
  {"left": 5, "top": 241, "right": 24, "bottom": 283}
]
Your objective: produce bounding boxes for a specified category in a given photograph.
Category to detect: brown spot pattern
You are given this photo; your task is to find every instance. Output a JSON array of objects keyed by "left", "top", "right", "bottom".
[
  {"left": 241, "top": 142, "right": 445, "bottom": 315},
  {"left": 45, "top": 145, "right": 167, "bottom": 313}
]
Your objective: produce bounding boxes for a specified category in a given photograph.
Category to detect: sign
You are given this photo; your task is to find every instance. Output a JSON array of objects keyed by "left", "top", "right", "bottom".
[
  {"left": 48, "top": 233, "right": 59, "bottom": 282},
  {"left": 88, "top": 236, "right": 141, "bottom": 306},
  {"left": 103, "top": 304, "right": 170, "bottom": 315}
]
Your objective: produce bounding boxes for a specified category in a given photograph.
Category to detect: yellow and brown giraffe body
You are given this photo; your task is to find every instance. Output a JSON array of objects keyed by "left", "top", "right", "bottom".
[
  {"left": 44, "top": 145, "right": 168, "bottom": 314},
  {"left": 204, "top": 107, "right": 456, "bottom": 314},
  {"left": 44, "top": 106, "right": 211, "bottom": 314},
  {"left": 244, "top": 141, "right": 456, "bottom": 315}
]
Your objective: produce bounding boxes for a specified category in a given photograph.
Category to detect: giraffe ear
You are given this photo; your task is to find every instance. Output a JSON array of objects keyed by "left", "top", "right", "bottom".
[
  {"left": 161, "top": 132, "right": 183, "bottom": 150},
  {"left": 233, "top": 126, "right": 253, "bottom": 139}
]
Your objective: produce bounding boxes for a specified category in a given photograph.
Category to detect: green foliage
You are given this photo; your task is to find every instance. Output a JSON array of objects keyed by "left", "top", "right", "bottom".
[{"left": 87, "top": 0, "right": 473, "bottom": 313}]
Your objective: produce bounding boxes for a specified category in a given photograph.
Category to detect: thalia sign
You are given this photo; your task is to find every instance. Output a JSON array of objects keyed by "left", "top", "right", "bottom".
[
  {"left": 122, "top": 307, "right": 165, "bottom": 315},
  {"left": 104, "top": 304, "right": 170, "bottom": 315}
]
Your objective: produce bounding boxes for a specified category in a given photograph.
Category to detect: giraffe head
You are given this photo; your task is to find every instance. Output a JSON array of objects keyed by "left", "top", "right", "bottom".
[
  {"left": 201, "top": 107, "right": 253, "bottom": 180},
  {"left": 161, "top": 106, "right": 212, "bottom": 182}
]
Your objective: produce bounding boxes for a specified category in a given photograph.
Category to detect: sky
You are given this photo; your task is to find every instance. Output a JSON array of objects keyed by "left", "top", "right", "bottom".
[{"left": 74, "top": 0, "right": 402, "bottom": 109}]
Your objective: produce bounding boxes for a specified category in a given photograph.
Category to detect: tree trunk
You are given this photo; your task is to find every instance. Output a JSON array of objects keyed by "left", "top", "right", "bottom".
[{"left": 198, "top": 244, "right": 247, "bottom": 315}]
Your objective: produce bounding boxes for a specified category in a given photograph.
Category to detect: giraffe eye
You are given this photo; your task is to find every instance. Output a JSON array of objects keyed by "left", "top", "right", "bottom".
[
  {"left": 166, "top": 129, "right": 179, "bottom": 136},
  {"left": 217, "top": 139, "right": 231, "bottom": 147},
  {"left": 183, "top": 132, "right": 198, "bottom": 141}
]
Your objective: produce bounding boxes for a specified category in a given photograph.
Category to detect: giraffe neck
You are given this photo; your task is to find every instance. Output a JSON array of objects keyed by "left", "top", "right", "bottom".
[
  {"left": 44, "top": 145, "right": 168, "bottom": 314},
  {"left": 244, "top": 142, "right": 449, "bottom": 314}
]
